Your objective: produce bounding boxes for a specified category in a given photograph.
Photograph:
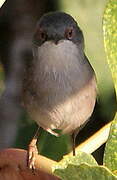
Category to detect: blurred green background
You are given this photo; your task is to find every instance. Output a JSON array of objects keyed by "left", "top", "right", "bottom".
[{"left": 0, "top": 0, "right": 116, "bottom": 163}]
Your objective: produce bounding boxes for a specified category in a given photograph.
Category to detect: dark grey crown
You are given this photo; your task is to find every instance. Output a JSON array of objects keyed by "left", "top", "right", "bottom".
[{"left": 33, "top": 12, "right": 84, "bottom": 47}]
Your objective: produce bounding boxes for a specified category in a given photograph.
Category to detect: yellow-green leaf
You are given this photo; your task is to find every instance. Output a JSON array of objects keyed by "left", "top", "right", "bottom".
[
  {"left": 54, "top": 164, "right": 117, "bottom": 180},
  {"left": 103, "top": 0, "right": 117, "bottom": 96},
  {"left": 53, "top": 152, "right": 117, "bottom": 180},
  {"left": 103, "top": 0, "right": 117, "bottom": 174}
]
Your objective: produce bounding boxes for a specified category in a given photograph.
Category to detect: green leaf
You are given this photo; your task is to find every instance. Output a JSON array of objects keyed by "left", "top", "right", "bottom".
[
  {"left": 38, "top": 130, "right": 71, "bottom": 161},
  {"left": 53, "top": 152, "right": 117, "bottom": 179},
  {"left": 103, "top": 0, "right": 117, "bottom": 175},
  {"left": 54, "top": 164, "right": 117, "bottom": 180},
  {"left": 53, "top": 151, "right": 98, "bottom": 169},
  {"left": 103, "top": 114, "right": 117, "bottom": 174},
  {"left": 103, "top": 0, "right": 117, "bottom": 96}
]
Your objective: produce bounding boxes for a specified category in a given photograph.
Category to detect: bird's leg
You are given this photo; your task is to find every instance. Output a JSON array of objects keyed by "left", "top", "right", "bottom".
[
  {"left": 27, "top": 127, "right": 40, "bottom": 170},
  {"left": 72, "top": 130, "right": 79, "bottom": 156}
]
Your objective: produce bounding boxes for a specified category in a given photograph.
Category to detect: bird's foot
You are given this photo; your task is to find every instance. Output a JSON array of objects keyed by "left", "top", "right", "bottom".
[{"left": 27, "top": 138, "right": 38, "bottom": 170}]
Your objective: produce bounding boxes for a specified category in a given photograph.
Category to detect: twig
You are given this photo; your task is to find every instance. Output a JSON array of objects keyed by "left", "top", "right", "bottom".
[
  {"left": 0, "top": 0, "right": 6, "bottom": 8},
  {"left": 35, "top": 154, "right": 57, "bottom": 174}
]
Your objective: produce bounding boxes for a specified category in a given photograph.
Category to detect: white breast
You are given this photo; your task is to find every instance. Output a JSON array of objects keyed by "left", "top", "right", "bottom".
[{"left": 26, "top": 40, "right": 97, "bottom": 135}]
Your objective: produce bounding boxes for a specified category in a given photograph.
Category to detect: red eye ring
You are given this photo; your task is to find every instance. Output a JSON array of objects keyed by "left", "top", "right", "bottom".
[
  {"left": 34, "top": 27, "right": 47, "bottom": 43},
  {"left": 39, "top": 30, "right": 47, "bottom": 41},
  {"left": 65, "top": 27, "right": 74, "bottom": 40}
]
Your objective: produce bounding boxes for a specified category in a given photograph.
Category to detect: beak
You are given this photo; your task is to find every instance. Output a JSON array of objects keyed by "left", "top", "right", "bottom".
[
  {"left": 53, "top": 36, "right": 60, "bottom": 45},
  {"left": 54, "top": 39, "right": 59, "bottom": 45}
]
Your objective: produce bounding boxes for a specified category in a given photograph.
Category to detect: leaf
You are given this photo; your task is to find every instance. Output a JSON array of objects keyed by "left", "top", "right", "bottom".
[
  {"left": 53, "top": 151, "right": 98, "bottom": 169},
  {"left": 53, "top": 152, "right": 117, "bottom": 180},
  {"left": 103, "top": 0, "right": 117, "bottom": 174},
  {"left": 38, "top": 130, "right": 71, "bottom": 161},
  {"left": 103, "top": 0, "right": 117, "bottom": 96},
  {"left": 54, "top": 164, "right": 117, "bottom": 180},
  {"left": 103, "top": 113, "right": 117, "bottom": 174}
]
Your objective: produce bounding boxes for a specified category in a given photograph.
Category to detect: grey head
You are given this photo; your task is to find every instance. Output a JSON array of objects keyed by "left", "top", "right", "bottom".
[{"left": 33, "top": 12, "right": 84, "bottom": 49}]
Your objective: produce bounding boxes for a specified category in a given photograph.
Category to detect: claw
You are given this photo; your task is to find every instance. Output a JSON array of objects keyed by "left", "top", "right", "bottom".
[
  {"left": 27, "top": 127, "right": 40, "bottom": 170},
  {"left": 27, "top": 138, "right": 38, "bottom": 170}
]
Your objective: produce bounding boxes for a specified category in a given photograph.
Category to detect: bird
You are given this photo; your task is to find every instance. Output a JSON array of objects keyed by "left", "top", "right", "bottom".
[{"left": 22, "top": 11, "right": 97, "bottom": 169}]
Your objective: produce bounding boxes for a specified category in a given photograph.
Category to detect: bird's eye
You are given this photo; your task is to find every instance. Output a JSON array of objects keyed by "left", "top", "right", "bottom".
[
  {"left": 65, "top": 27, "right": 74, "bottom": 40},
  {"left": 39, "top": 30, "right": 47, "bottom": 41},
  {"left": 34, "top": 27, "right": 47, "bottom": 44}
]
